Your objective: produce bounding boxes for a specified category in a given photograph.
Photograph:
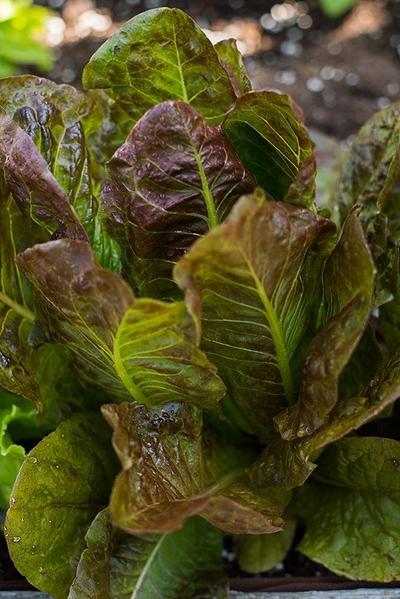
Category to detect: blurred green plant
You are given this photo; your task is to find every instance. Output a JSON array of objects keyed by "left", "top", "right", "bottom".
[
  {"left": 0, "top": 0, "right": 53, "bottom": 78},
  {"left": 320, "top": 0, "right": 361, "bottom": 18}
]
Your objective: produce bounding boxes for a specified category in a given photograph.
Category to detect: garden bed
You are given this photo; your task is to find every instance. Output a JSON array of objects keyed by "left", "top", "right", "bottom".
[{"left": 2, "top": 590, "right": 400, "bottom": 598}]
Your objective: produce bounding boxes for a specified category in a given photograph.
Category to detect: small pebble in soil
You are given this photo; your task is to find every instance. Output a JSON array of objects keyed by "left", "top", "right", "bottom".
[
  {"left": 345, "top": 72, "right": 360, "bottom": 86},
  {"left": 306, "top": 77, "right": 324, "bottom": 92},
  {"left": 260, "top": 14, "right": 283, "bottom": 33},
  {"left": 390, "top": 33, "right": 400, "bottom": 47},
  {"left": 320, "top": 65, "right": 335, "bottom": 80},
  {"left": 297, "top": 14, "right": 313, "bottom": 29},
  {"left": 327, "top": 42, "right": 342, "bottom": 55},
  {"left": 275, "top": 69, "right": 297, "bottom": 85},
  {"left": 376, "top": 96, "right": 391, "bottom": 109},
  {"left": 280, "top": 40, "right": 302, "bottom": 57},
  {"left": 387, "top": 82, "right": 400, "bottom": 95},
  {"left": 287, "top": 27, "right": 303, "bottom": 41},
  {"left": 333, "top": 68, "right": 345, "bottom": 81},
  {"left": 61, "top": 67, "right": 76, "bottom": 83},
  {"left": 229, "top": 0, "right": 245, "bottom": 9},
  {"left": 322, "top": 91, "right": 336, "bottom": 107}
]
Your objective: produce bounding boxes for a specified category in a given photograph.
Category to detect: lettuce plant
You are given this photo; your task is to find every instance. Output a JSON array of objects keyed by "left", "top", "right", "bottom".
[{"left": 1, "top": 7, "right": 400, "bottom": 597}]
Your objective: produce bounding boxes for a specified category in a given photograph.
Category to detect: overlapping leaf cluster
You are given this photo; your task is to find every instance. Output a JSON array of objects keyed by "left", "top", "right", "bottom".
[{"left": 1, "top": 8, "right": 400, "bottom": 598}]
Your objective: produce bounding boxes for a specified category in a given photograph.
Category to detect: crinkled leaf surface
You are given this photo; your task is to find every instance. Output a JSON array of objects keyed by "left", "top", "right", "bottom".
[
  {"left": 103, "top": 100, "right": 255, "bottom": 298},
  {"left": 68, "top": 510, "right": 228, "bottom": 599},
  {"left": 223, "top": 92, "right": 316, "bottom": 208},
  {"left": 18, "top": 239, "right": 133, "bottom": 402},
  {"left": 301, "top": 345, "right": 400, "bottom": 457},
  {"left": 0, "top": 76, "right": 120, "bottom": 271},
  {"left": 18, "top": 239, "right": 224, "bottom": 409},
  {"left": 174, "top": 192, "right": 335, "bottom": 438},
  {"left": 338, "top": 102, "right": 400, "bottom": 219},
  {"left": 338, "top": 324, "right": 384, "bottom": 402},
  {"left": 235, "top": 516, "right": 296, "bottom": 574},
  {"left": 214, "top": 39, "right": 252, "bottom": 97},
  {"left": 338, "top": 102, "right": 400, "bottom": 309},
  {"left": 0, "top": 167, "right": 83, "bottom": 411},
  {"left": 0, "top": 75, "right": 96, "bottom": 230},
  {"left": 83, "top": 8, "right": 236, "bottom": 145},
  {"left": 200, "top": 474, "right": 289, "bottom": 535},
  {"left": 253, "top": 345, "right": 400, "bottom": 492},
  {"left": 275, "top": 213, "right": 375, "bottom": 440},
  {"left": 296, "top": 437, "right": 400, "bottom": 582},
  {"left": 312, "top": 130, "right": 346, "bottom": 223},
  {"left": 102, "top": 401, "right": 287, "bottom": 535},
  {"left": 0, "top": 166, "right": 45, "bottom": 400},
  {"left": 0, "top": 108, "right": 86, "bottom": 240},
  {"left": 114, "top": 299, "right": 224, "bottom": 409},
  {"left": 5, "top": 413, "right": 118, "bottom": 599}
]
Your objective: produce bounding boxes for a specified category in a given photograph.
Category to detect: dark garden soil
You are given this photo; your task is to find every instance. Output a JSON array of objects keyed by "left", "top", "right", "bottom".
[{"left": 2, "top": 0, "right": 400, "bottom": 591}]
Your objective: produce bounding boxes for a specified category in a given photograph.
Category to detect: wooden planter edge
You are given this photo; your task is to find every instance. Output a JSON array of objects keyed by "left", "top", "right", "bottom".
[{"left": 2, "top": 590, "right": 400, "bottom": 598}]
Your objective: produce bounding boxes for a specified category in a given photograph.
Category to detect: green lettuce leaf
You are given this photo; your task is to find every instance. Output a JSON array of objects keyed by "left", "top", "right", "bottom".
[
  {"left": 0, "top": 75, "right": 121, "bottom": 271},
  {"left": 312, "top": 130, "right": 346, "bottom": 222},
  {"left": 0, "top": 167, "right": 85, "bottom": 413},
  {"left": 214, "top": 39, "right": 252, "bottom": 97},
  {"left": 0, "top": 389, "right": 36, "bottom": 509},
  {"left": 338, "top": 102, "right": 400, "bottom": 221},
  {"left": 5, "top": 413, "right": 118, "bottom": 599},
  {"left": 235, "top": 516, "right": 296, "bottom": 573},
  {"left": 338, "top": 324, "right": 384, "bottom": 402},
  {"left": 0, "top": 158, "right": 48, "bottom": 401},
  {"left": 68, "top": 510, "right": 228, "bottom": 599},
  {"left": 0, "top": 75, "right": 95, "bottom": 224},
  {"left": 296, "top": 437, "right": 400, "bottom": 582},
  {"left": 102, "top": 401, "right": 288, "bottom": 535},
  {"left": 18, "top": 239, "right": 224, "bottom": 409},
  {"left": 253, "top": 345, "right": 400, "bottom": 492},
  {"left": 174, "top": 191, "right": 335, "bottom": 438},
  {"left": 0, "top": 108, "right": 86, "bottom": 240},
  {"left": 223, "top": 92, "right": 317, "bottom": 208},
  {"left": 82, "top": 8, "right": 236, "bottom": 148},
  {"left": 275, "top": 212, "right": 375, "bottom": 439},
  {"left": 114, "top": 299, "right": 224, "bottom": 409},
  {"left": 103, "top": 99, "right": 255, "bottom": 297},
  {"left": 301, "top": 345, "right": 400, "bottom": 457},
  {"left": 338, "top": 102, "right": 400, "bottom": 309},
  {"left": 17, "top": 238, "right": 132, "bottom": 402}
]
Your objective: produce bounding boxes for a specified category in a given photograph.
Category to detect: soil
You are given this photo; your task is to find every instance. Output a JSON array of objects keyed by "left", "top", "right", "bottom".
[{"left": 0, "top": 536, "right": 30, "bottom": 588}]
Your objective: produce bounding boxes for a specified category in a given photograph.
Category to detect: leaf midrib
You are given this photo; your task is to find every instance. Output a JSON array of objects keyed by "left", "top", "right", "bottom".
[
  {"left": 130, "top": 534, "right": 167, "bottom": 599},
  {"left": 193, "top": 147, "right": 219, "bottom": 228},
  {"left": 0, "top": 291, "right": 34, "bottom": 323},
  {"left": 172, "top": 22, "right": 189, "bottom": 103},
  {"left": 171, "top": 26, "right": 219, "bottom": 229},
  {"left": 113, "top": 309, "right": 149, "bottom": 406},
  {"left": 241, "top": 252, "right": 294, "bottom": 405}
]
